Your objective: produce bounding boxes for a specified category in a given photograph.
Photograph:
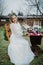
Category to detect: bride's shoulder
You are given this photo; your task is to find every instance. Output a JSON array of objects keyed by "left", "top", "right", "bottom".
[
  {"left": 10, "top": 22, "right": 20, "bottom": 27},
  {"left": 10, "top": 23, "right": 14, "bottom": 25}
]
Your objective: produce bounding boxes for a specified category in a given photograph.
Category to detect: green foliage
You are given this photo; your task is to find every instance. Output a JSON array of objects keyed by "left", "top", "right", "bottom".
[
  {"left": 4, "top": 30, "right": 8, "bottom": 41},
  {"left": 41, "top": 26, "right": 43, "bottom": 29}
]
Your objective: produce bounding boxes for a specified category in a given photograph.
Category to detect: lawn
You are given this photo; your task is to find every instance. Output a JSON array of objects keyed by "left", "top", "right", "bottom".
[{"left": 0, "top": 26, "right": 43, "bottom": 65}]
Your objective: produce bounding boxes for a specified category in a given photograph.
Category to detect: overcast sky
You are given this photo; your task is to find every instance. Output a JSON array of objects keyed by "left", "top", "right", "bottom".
[{"left": 0, "top": 0, "right": 43, "bottom": 15}]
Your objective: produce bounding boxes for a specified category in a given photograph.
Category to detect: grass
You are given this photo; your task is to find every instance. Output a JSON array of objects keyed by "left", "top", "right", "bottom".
[{"left": 0, "top": 26, "right": 43, "bottom": 65}]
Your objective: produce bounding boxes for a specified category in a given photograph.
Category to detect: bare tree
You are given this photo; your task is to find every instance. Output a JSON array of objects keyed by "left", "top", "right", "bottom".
[
  {"left": 25, "top": 0, "right": 43, "bottom": 15},
  {"left": 18, "top": 11, "right": 23, "bottom": 16},
  {"left": 0, "top": 0, "right": 6, "bottom": 15}
]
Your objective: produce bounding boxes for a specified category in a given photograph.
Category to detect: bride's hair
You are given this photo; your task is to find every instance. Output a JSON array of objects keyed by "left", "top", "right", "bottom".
[
  {"left": 11, "top": 13, "right": 17, "bottom": 16},
  {"left": 9, "top": 13, "right": 17, "bottom": 23}
]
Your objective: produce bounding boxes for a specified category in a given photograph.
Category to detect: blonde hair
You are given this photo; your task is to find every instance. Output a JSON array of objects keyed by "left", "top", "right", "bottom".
[{"left": 9, "top": 13, "right": 17, "bottom": 23}]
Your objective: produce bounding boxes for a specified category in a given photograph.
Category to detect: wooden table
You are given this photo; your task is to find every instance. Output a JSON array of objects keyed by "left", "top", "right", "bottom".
[{"left": 29, "top": 33, "right": 43, "bottom": 56}]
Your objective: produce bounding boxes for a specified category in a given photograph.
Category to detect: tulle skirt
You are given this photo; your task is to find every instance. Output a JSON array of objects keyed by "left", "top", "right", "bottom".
[{"left": 8, "top": 34, "right": 35, "bottom": 65}]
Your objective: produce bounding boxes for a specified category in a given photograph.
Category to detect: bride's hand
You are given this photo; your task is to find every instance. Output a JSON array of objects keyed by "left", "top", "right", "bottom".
[{"left": 23, "top": 32, "right": 30, "bottom": 37}]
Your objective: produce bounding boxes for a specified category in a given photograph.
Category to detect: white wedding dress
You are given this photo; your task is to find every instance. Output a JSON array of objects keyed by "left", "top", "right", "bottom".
[{"left": 8, "top": 22, "right": 35, "bottom": 65}]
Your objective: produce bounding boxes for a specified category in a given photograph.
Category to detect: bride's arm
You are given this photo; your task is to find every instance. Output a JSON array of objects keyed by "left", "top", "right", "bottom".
[{"left": 15, "top": 23, "right": 30, "bottom": 37}]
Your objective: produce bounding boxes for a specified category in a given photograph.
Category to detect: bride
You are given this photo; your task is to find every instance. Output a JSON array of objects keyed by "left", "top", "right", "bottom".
[{"left": 8, "top": 14, "right": 35, "bottom": 65}]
